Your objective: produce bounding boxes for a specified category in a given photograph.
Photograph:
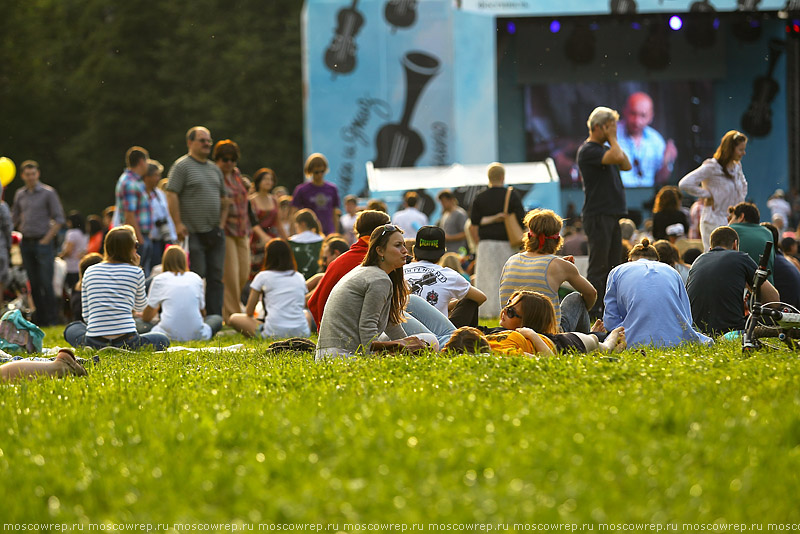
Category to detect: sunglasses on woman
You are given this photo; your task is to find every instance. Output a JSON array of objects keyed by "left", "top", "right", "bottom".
[
  {"left": 379, "top": 224, "right": 399, "bottom": 239},
  {"left": 503, "top": 303, "right": 520, "bottom": 319}
]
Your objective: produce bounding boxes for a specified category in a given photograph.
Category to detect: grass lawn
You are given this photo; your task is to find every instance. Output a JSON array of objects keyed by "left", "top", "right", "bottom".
[{"left": 1, "top": 325, "right": 799, "bottom": 526}]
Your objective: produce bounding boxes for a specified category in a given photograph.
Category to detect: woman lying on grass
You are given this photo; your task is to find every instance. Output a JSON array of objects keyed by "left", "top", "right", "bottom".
[
  {"left": 141, "top": 246, "right": 223, "bottom": 341},
  {"left": 444, "top": 290, "right": 626, "bottom": 356},
  {"left": 63, "top": 225, "right": 170, "bottom": 351},
  {"left": 315, "top": 224, "right": 435, "bottom": 360},
  {"left": 228, "top": 238, "right": 311, "bottom": 339}
]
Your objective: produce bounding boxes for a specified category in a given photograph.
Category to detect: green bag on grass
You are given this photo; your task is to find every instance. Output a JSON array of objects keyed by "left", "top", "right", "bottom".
[{"left": 0, "top": 309, "right": 45, "bottom": 353}]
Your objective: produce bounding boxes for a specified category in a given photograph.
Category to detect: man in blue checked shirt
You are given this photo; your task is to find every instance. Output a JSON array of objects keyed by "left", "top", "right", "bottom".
[{"left": 113, "top": 146, "right": 153, "bottom": 275}]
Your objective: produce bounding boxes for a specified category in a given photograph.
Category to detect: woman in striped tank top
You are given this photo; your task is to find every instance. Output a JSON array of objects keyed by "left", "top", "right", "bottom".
[{"left": 499, "top": 209, "right": 597, "bottom": 333}]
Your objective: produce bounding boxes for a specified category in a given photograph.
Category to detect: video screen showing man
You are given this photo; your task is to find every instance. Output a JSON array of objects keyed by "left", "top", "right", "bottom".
[{"left": 617, "top": 92, "right": 678, "bottom": 188}]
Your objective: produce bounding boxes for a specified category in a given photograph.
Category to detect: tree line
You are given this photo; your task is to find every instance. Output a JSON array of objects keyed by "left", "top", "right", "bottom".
[{"left": 0, "top": 0, "right": 304, "bottom": 214}]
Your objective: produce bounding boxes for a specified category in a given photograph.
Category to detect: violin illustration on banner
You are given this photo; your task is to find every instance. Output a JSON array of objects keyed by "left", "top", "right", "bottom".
[
  {"left": 741, "top": 38, "right": 785, "bottom": 137},
  {"left": 373, "top": 51, "right": 441, "bottom": 168},
  {"left": 324, "top": 0, "right": 365, "bottom": 76},
  {"left": 384, "top": 0, "right": 418, "bottom": 31}
]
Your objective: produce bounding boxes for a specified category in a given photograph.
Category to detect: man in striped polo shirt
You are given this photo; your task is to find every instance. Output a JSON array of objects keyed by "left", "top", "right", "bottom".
[{"left": 166, "top": 126, "right": 230, "bottom": 317}]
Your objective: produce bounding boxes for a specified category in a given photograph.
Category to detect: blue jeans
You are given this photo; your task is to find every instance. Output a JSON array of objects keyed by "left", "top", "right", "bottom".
[
  {"left": 204, "top": 314, "right": 224, "bottom": 337},
  {"left": 63, "top": 321, "right": 170, "bottom": 351},
  {"left": 20, "top": 240, "right": 56, "bottom": 326},
  {"left": 188, "top": 228, "right": 226, "bottom": 317},
  {"left": 404, "top": 294, "right": 457, "bottom": 348},
  {"left": 560, "top": 291, "right": 591, "bottom": 333},
  {"left": 139, "top": 238, "right": 154, "bottom": 278}
]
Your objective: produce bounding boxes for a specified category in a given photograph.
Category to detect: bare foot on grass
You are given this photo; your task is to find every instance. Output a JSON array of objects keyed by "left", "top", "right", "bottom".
[
  {"left": 591, "top": 319, "right": 606, "bottom": 333},
  {"left": 603, "top": 326, "right": 626, "bottom": 353}
]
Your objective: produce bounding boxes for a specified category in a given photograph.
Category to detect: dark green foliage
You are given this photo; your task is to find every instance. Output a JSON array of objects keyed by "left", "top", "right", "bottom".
[{"left": 0, "top": 0, "right": 303, "bottom": 213}]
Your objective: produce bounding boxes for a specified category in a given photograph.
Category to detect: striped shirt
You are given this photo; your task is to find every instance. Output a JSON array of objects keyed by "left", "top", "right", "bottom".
[
  {"left": 166, "top": 155, "right": 227, "bottom": 234},
  {"left": 81, "top": 262, "right": 146, "bottom": 337},
  {"left": 499, "top": 253, "right": 562, "bottom": 325}
]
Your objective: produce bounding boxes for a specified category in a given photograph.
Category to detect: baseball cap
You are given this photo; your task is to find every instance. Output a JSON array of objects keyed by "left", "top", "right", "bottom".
[
  {"left": 666, "top": 223, "right": 685, "bottom": 237},
  {"left": 414, "top": 226, "right": 446, "bottom": 261}
]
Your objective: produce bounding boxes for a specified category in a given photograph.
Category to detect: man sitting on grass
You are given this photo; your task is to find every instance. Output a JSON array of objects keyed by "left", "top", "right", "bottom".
[
  {"left": 403, "top": 226, "right": 486, "bottom": 328},
  {"left": 687, "top": 226, "right": 779, "bottom": 336}
]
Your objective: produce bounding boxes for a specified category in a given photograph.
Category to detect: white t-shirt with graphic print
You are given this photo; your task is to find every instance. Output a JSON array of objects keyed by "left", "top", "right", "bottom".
[{"left": 403, "top": 260, "right": 470, "bottom": 317}]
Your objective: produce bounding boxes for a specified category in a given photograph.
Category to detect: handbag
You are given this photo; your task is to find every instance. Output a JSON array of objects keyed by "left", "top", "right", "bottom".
[
  {"left": 0, "top": 309, "right": 45, "bottom": 354},
  {"left": 503, "top": 187, "right": 524, "bottom": 248}
]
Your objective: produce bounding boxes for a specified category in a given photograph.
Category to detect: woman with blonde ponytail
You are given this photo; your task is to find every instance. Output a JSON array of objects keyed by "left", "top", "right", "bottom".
[{"left": 603, "top": 237, "right": 711, "bottom": 348}]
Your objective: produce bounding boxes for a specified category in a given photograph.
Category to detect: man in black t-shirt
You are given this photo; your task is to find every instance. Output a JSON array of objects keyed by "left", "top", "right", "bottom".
[
  {"left": 686, "top": 226, "right": 779, "bottom": 335},
  {"left": 576, "top": 107, "right": 631, "bottom": 317},
  {"left": 469, "top": 162, "right": 525, "bottom": 318}
]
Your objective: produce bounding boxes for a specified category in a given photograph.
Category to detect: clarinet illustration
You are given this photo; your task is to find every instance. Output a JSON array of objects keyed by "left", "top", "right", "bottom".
[
  {"left": 324, "top": 0, "right": 365, "bottom": 76},
  {"left": 373, "top": 51, "right": 440, "bottom": 168},
  {"left": 384, "top": 0, "right": 418, "bottom": 30}
]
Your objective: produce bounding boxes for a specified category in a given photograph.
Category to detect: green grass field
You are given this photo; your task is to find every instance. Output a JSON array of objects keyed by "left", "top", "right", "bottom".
[{"left": 2, "top": 327, "right": 800, "bottom": 526}]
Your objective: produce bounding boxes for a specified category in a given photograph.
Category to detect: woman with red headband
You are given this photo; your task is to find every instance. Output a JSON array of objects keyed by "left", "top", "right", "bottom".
[{"left": 499, "top": 209, "right": 597, "bottom": 332}]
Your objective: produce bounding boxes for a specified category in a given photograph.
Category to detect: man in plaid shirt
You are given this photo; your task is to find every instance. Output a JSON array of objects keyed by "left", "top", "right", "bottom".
[{"left": 113, "top": 146, "right": 153, "bottom": 274}]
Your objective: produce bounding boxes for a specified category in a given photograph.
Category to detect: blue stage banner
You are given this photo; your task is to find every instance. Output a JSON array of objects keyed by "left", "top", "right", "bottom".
[{"left": 305, "top": 0, "right": 455, "bottom": 198}]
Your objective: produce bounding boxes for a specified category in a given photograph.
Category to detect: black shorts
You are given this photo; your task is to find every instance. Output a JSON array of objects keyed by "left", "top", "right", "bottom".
[{"left": 542, "top": 332, "right": 587, "bottom": 353}]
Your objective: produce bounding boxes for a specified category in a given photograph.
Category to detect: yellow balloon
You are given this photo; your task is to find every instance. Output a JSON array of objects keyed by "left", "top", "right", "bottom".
[{"left": 0, "top": 157, "right": 16, "bottom": 187}]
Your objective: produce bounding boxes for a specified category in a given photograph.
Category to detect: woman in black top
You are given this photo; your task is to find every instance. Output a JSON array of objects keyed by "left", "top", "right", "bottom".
[{"left": 652, "top": 186, "right": 689, "bottom": 241}]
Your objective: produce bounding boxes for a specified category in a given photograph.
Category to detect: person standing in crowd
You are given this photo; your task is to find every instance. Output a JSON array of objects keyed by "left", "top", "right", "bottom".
[
  {"left": 339, "top": 195, "right": 359, "bottom": 245},
  {"left": 686, "top": 226, "right": 779, "bottom": 336},
  {"left": 11, "top": 160, "right": 65, "bottom": 326},
  {"left": 143, "top": 161, "right": 176, "bottom": 265},
  {"left": 85, "top": 215, "right": 105, "bottom": 255},
  {"left": 678, "top": 130, "right": 748, "bottom": 251},
  {"left": 214, "top": 139, "right": 251, "bottom": 322},
  {"left": 292, "top": 153, "right": 340, "bottom": 236},
  {"left": 113, "top": 146, "right": 153, "bottom": 275},
  {"left": 249, "top": 168, "right": 289, "bottom": 278},
  {"left": 0, "top": 198, "right": 11, "bottom": 311},
  {"left": 166, "top": 126, "right": 229, "bottom": 317},
  {"left": 59, "top": 210, "right": 88, "bottom": 291},
  {"left": 393, "top": 191, "right": 428, "bottom": 240},
  {"left": 767, "top": 189, "right": 792, "bottom": 231},
  {"left": 616, "top": 92, "right": 677, "bottom": 188},
  {"left": 577, "top": 107, "right": 631, "bottom": 317},
  {"left": 469, "top": 162, "right": 525, "bottom": 318},
  {"left": 651, "top": 186, "right": 689, "bottom": 241},
  {"left": 437, "top": 189, "right": 469, "bottom": 254}
]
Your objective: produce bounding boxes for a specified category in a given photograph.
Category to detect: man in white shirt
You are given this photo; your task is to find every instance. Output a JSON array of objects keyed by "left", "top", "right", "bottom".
[
  {"left": 403, "top": 226, "right": 486, "bottom": 327},
  {"left": 339, "top": 195, "right": 359, "bottom": 245},
  {"left": 393, "top": 192, "right": 428, "bottom": 239}
]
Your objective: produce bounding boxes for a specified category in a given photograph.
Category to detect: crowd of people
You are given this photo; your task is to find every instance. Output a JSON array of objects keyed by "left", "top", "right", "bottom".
[{"left": 3, "top": 112, "right": 800, "bottom": 379}]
